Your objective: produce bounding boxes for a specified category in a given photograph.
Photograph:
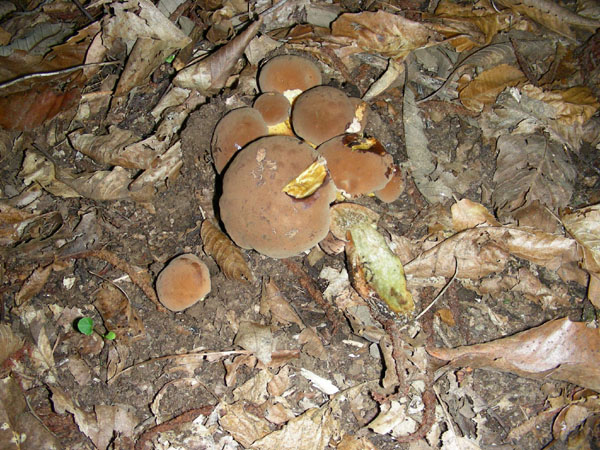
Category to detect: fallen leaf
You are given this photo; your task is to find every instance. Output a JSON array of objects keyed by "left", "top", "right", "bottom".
[
  {"left": 522, "top": 85, "right": 599, "bottom": 125},
  {"left": 451, "top": 198, "right": 500, "bottom": 231},
  {"left": 202, "top": 219, "right": 255, "bottom": 283},
  {"left": 0, "top": 325, "right": 23, "bottom": 367},
  {"left": 0, "top": 377, "right": 61, "bottom": 449},
  {"left": 219, "top": 401, "right": 272, "bottom": 448},
  {"left": 347, "top": 223, "right": 414, "bottom": 315},
  {"left": 233, "top": 369, "right": 273, "bottom": 404},
  {"left": 95, "top": 282, "right": 145, "bottom": 341},
  {"left": 329, "top": 202, "right": 379, "bottom": 241},
  {"left": 259, "top": 278, "right": 304, "bottom": 329},
  {"left": 459, "top": 63, "right": 525, "bottom": 111},
  {"left": 428, "top": 318, "right": 600, "bottom": 391},
  {"left": 282, "top": 159, "right": 327, "bottom": 199},
  {"left": 298, "top": 327, "right": 326, "bottom": 360},
  {"left": 14, "top": 264, "right": 52, "bottom": 306},
  {"left": 492, "top": 133, "right": 575, "bottom": 220},
  {"left": 234, "top": 322, "right": 274, "bottom": 365},
  {"left": 267, "top": 365, "right": 290, "bottom": 397},
  {"left": 552, "top": 395, "right": 600, "bottom": 441}
]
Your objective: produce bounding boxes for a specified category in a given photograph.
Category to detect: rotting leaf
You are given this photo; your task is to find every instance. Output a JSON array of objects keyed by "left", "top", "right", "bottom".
[
  {"left": 0, "top": 325, "right": 23, "bottom": 367},
  {"left": 234, "top": 321, "right": 274, "bottom": 365},
  {"left": 346, "top": 223, "right": 414, "bottom": 315},
  {"left": 451, "top": 198, "right": 500, "bottom": 232},
  {"left": 0, "top": 377, "right": 61, "bottom": 449},
  {"left": 259, "top": 278, "right": 304, "bottom": 329},
  {"left": 15, "top": 264, "right": 53, "bottom": 306},
  {"left": 94, "top": 282, "right": 145, "bottom": 341},
  {"left": 219, "top": 401, "right": 271, "bottom": 448},
  {"left": 522, "top": 85, "right": 600, "bottom": 126},
  {"left": 459, "top": 63, "right": 525, "bottom": 112},
  {"left": 428, "top": 318, "right": 600, "bottom": 391},
  {"left": 492, "top": 133, "right": 575, "bottom": 220},
  {"left": 282, "top": 158, "right": 327, "bottom": 199},
  {"left": 201, "top": 219, "right": 255, "bottom": 283},
  {"left": 562, "top": 203, "right": 600, "bottom": 307}
]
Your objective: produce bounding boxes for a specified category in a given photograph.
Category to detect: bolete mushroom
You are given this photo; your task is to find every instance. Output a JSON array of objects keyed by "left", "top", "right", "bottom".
[
  {"left": 156, "top": 254, "right": 211, "bottom": 312},
  {"left": 211, "top": 107, "right": 268, "bottom": 173},
  {"left": 291, "top": 86, "right": 357, "bottom": 146},
  {"left": 317, "top": 134, "right": 394, "bottom": 197},
  {"left": 253, "top": 92, "right": 293, "bottom": 136},
  {"left": 375, "top": 165, "right": 404, "bottom": 203},
  {"left": 258, "top": 55, "right": 322, "bottom": 100},
  {"left": 220, "top": 135, "right": 336, "bottom": 258}
]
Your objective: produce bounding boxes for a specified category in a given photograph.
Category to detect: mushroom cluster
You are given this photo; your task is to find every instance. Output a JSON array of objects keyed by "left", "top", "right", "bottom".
[{"left": 213, "top": 54, "right": 403, "bottom": 259}]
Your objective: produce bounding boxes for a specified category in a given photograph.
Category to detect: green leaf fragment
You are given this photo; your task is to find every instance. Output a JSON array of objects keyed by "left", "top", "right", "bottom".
[
  {"left": 77, "top": 317, "right": 94, "bottom": 335},
  {"left": 104, "top": 331, "right": 116, "bottom": 340},
  {"left": 349, "top": 223, "right": 414, "bottom": 315}
]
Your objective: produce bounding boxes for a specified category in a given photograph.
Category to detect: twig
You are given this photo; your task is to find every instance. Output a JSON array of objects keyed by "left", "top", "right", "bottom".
[{"left": 0, "top": 62, "right": 119, "bottom": 90}]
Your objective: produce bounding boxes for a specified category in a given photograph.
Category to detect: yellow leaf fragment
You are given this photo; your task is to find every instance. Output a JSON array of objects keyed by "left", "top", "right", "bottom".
[
  {"left": 347, "top": 223, "right": 414, "bottom": 315},
  {"left": 282, "top": 158, "right": 327, "bottom": 199}
]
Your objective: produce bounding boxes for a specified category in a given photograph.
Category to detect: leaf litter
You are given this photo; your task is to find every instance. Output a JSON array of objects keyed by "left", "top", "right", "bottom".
[{"left": 0, "top": 0, "right": 599, "bottom": 449}]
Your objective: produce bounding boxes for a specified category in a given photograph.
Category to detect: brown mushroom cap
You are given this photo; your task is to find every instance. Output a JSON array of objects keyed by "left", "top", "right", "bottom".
[
  {"left": 253, "top": 92, "right": 293, "bottom": 135},
  {"left": 220, "top": 135, "right": 336, "bottom": 258},
  {"left": 156, "top": 254, "right": 211, "bottom": 312},
  {"left": 375, "top": 165, "right": 404, "bottom": 203},
  {"left": 292, "top": 86, "right": 356, "bottom": 146},
  {"left": 258, "top": 55, "right": 322, "bottom": 95},
  {"left": 317, "top": 134, "right": 394, "bottom": 197},
  {"left": 211, "top": 107, "right": 268, "bottom": 174}
]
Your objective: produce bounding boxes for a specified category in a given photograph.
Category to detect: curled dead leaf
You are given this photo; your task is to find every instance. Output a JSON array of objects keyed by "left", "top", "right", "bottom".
[{"left": 201, "top": 219, "right": 254, "bottom": 283}]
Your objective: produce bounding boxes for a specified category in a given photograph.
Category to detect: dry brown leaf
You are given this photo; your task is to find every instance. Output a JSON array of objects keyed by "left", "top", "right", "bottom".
[
  {"left": 522, "top": 85, "right": 600, "bottom": 125},
  {"left": 225, "top": 353, "right": 257, "bottom": 387},
  {"left": 451, "top": 198, "right": 500, "bottom": 231},
  {"left": 0, "top": 325, "right": 23, "bottom": 367},
  {"left": 380, "top": 335, "right": 399, "bottom": 390},
  {"left": 233, "top": 369, "right": 273, "bottom": 404},
  {"left": 15, "top": 264, "right": 53, "bottom": 306},
  {"left": 202, "top": 220, "right": 254, "bottom": 283},
  {"left": 330, "top": 11, "right": 444, "bottom": 60},
  {"left": 492, "top": 134, "right": 575, "bottom": 220},
  {"left": 251, "top": 398, "right": 341, "bottom": 450},
  {"left": 174, "top": 19, "right": 262, "bottom": 91},
  {"left": 298, "top": 327, "right": 326, "bottom": 360},
  {"left": 265, "top": 402, "right": 295, "bottom": 425},
  {"left": 0, "top": 377, "right": 61, "bottom": 449},
  {"left": 405, "top": 228, "right": 509, "bottom": 279},
  {"left": 430, "top": 0, "right": 512, "bottom": 51},
  {"left": 95, "top": 282, "right": 145, "bottom": 341},
  {"left": 219, "top": 401, "right": 272, "bottom": 448},
  {"left": 259, "top": 278, "right": 304, "bottom": 329},
  {"left": 495, "top": 0, "right": 600, "bottom": 40},
  {"left": 562, "top": 203, "right": 600, "bottom": 307},
  {"left": 552, "top": 395, "right": 600, "bottom": 441},
  {"left": 66, "top": 356, "right": 92, "bottom": 386},
  {"left": 51, "top": 387, "right": 138, "bottom": 450},
  {"left": 234, "top": 322, "right": 274, "bottom": 365},
  {"left": 459, "top": 63, "right": 525, "bottom": 111},
  {"left": 428, "top": 318, "right": 600, "bottom": 391},
  {"left": 267, "top": 365, "right": 290, "bottom": 397}
]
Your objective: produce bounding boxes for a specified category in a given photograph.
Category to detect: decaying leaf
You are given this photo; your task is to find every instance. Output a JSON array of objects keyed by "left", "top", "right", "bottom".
[
  {"left": 0, "top": 377, "right": 61, "bottom": 449},
  {"left": 282, "top": 158, "right": 327, "bottom": 199},
  {"left": 459, "top": 63, "right": 525, "bottom": 111},
  {"left": 94, "top": 282, "right": 145, "bottom": 341},
  {"left": 492, "top": 133, "right": 575, "bottom": 219},
  {"left": 0, "top": 203, "right": 62, "bottom": 247},
  {"left": 234, "top": 321, "right": 274, "bottom": 365},
  {"left": 259, "top": 278, "right": 304, "bottom": 329},
  {"left": 219, "top": 401, "right": 271, "bottom": 447},
  {"left": 522, "top": 85, "right": 599, "bottom": 125},
  {"left": 562, "top": 203, "right": 600, "bottom": 306},
  {"left": 298, "top": 327, "right": 326, "bottom": 360},
  {"left": 0, "top": 325, "right": 23, "bottom": 367},
  {"left": 329, "top": 202, "right": 379, "bottom": 241},
  {"left": 552, "top": 394, "right": 600, "bottom": 441},
  {"left": 428, "top": 318, "right": 600, "bottom": 391},
  {"left": 451, "top": 198, "right": 500, "bottom": 232},
  {"left": 346, "top": 223, "right": 414, "bottom": 315},
  {"left": 15, "top": 264, "right": 53, "bottom": 306},
  {"left": 494, "top": 0, "right": 600, "bottom": 40},
  {"left": 233, "top": 369, "right": 273, "bottom": 404},
  {"left": 51, "top": 387, "right": 138, "bottom": 450},
  {"left": 330, "top": 11, "right": 444, "bottom": 60},
  {"left": 174, "top": 19, "right": 262, "bottom": 92},
  {"left": 201, "top": 220, "right": 254, "bottom": 282}
]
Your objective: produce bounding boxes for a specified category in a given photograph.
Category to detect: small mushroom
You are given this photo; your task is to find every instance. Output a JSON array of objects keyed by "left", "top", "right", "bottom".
[
  {"left": 253, "top": 92, "right": 293, "bottom": 136},
  {"left": 156, "top": 254, "right": 211, "bottom": 312},
  {"left": 211, "top": 107, "right": 268, "bottom": 174},
  {"left": 220, "top": 135, "right": 336, "bottom": 258},
  {"left": 291, "top": 86, "right": 357, "bottom": 147},
  {"left": 258, "top": 55, "right": 322, "bottom": 100},
  {"left": 317, "top": 134, "right": 394, "bottom": 197},
  {"left": 375, "top": 165, "right": 404, "bottom": 203}
]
